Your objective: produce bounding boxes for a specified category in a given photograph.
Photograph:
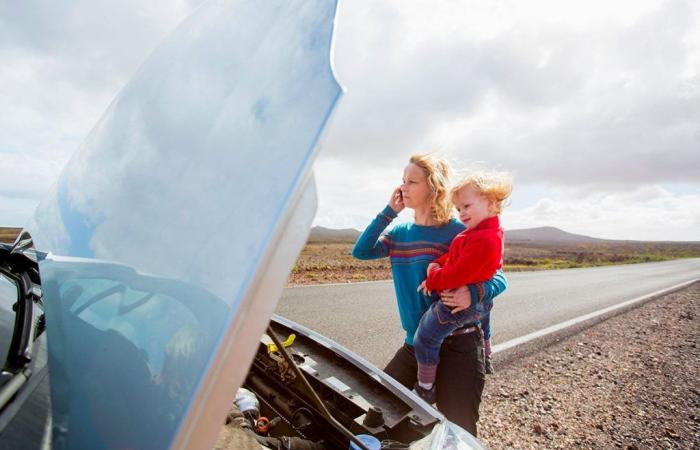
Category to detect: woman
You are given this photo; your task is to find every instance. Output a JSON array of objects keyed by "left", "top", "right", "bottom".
[{"left": 352, "top": 153, "right": 507, "bottom": 436}]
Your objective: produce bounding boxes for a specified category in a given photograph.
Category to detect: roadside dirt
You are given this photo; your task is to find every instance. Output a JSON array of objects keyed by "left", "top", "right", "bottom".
[
  {"left": 287, "top": 242, "right": 700, "bottom": 286},
  {"left": 479, "top": 283, "right": 700, "bottom": 449}
]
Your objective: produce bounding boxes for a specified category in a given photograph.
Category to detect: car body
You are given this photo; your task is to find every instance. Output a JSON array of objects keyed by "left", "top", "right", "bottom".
[{"left": 0, "top": 1, "right": 486, "bottom": 448}]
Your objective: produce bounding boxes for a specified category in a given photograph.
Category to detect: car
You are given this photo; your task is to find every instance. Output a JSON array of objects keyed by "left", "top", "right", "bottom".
[
  {"left": 0, "top": 236, "right": 485, "bottom": 450},
  {"left": 0, "top": 1, "right": 486, "bottom": 449}
]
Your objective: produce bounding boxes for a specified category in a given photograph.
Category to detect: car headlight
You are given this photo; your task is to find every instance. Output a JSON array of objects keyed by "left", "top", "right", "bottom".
[{"left": 409, "top": 421, "right": 486, "bottom": 450}]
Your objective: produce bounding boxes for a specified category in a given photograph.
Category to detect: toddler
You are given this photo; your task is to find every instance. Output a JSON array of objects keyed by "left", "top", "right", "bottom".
[{"left": 413, "top": 171, "right": 512, "bottom": 403}]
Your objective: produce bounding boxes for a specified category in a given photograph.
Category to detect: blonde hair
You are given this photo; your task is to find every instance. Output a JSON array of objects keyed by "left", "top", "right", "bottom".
[
  {"left": 409, "top": 153, "right": 453, "bottom": 225},
  {"left": 453, "top": 170, "right": 513, "bottom": 214}
]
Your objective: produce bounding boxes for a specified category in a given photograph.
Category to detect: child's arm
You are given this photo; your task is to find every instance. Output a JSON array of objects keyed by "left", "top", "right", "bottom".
[
  {"left": 421, "top": 241, "right": 449, "bottom": 282},
  {"left": 433, "top": 252, "right": 449, "bottom": 267},
  {"left": 418, "top": 259, "right": 444, "bottom": 295},
  {"left": 425, "top": 234, "right": 502, "bottom": 292},
  {"left": 352, "top": 205, "right": 397, "bottom": 260},
  {"left": 427, "top": 261, "right": 441, "bottom": 274}
]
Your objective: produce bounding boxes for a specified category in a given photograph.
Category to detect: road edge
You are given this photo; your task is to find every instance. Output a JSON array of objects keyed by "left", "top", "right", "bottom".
[{"left": 492, "top": 278, "right": 700, "bottom": 366}]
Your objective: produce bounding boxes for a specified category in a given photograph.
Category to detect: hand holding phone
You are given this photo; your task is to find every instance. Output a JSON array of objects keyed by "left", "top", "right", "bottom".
[{"left": 389, "top": 186, "right": 405, "bottom": 213}]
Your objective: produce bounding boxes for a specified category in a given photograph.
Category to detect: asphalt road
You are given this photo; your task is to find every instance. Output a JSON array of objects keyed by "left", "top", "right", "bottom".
[{"left": 275, "top": 258, "right": 700, "bottom": 368}]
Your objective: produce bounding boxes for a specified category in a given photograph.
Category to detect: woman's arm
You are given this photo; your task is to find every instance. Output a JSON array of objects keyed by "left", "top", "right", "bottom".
[
  {"left": 352, "top": 187, "right": 403, "bottom": 260},
  {"left": 440, "top": 270, "right": 508, "bottom": 314}
]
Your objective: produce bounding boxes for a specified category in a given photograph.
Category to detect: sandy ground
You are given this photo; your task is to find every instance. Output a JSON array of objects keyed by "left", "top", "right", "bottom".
[
  {"left": 286, "top": 242, "right": 700, "bottom": 286},
  {"left": 478, "top": 282, "right": 700, "bottom": 449}
]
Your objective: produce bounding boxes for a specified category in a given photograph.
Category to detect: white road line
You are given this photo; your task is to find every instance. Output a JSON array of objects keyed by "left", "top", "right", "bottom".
[{"left": 492, "top": 278, "right": 700, "bottom": 354}]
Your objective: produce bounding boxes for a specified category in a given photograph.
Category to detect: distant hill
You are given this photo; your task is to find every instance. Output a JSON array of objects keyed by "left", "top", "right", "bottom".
[
  {"left": 309, "top": 225, "right": 614, "bottom": 245},
  {"left": 308, "top": 226, "right": 361, "bottom": 243},
  {"left": 505, "top": 226, "right": 608, "bottom": 244}
]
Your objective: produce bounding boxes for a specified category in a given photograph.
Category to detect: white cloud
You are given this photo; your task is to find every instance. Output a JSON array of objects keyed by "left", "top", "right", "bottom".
[
  {"left": 0, "top": 0, "right": 195, "bottom": 226},
  {"left": 323, "top": 0, "right": 700, "bottom": 181},
  {"left": 0, "top": 1, "right": 195, "bottom": 156},
  {"left": 502, "top": 185, "right": 700, "bottom": 241}
]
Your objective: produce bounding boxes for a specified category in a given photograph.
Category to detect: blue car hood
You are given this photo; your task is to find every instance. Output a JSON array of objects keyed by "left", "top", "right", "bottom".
[{"left": 25, "top": 0, "right": 342, "bottom": 448}]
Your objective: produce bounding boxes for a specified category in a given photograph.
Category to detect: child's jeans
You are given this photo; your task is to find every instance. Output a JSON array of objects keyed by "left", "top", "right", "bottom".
[{"left": 414, "top": 299, "right": 492, "bottom": 382}]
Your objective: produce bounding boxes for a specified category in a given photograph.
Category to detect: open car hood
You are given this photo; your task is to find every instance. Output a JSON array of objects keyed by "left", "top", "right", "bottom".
[{"left": 24, "top": 0, "right": 342, "bottom": 448}]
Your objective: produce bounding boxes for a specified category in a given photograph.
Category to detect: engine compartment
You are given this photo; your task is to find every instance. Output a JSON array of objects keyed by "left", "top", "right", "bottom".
[{"left": 237, "top": 319, "right": 441, "bottom": 449}]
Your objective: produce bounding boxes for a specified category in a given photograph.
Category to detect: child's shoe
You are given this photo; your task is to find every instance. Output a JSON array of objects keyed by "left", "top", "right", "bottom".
[
  {"left": 412, "top": 382, "right": 436, "bottom": 404},
  {"left": 485, "top": 356, "right": 494, "bottom": 375}
]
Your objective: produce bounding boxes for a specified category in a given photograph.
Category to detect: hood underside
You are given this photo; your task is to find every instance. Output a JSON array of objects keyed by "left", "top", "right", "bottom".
[{"left": 25, "top": 0, "right": 343, "bottom": 448}]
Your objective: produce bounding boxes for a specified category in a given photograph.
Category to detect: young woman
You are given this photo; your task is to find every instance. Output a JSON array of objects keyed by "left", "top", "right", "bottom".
[{"left": 352, "top": 154, "right": 507, "bottom": 436}]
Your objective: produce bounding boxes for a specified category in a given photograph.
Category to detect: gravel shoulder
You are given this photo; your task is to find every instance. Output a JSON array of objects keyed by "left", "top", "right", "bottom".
[{"left": 479, "top": 282, "right": 700, "bottom": 449}]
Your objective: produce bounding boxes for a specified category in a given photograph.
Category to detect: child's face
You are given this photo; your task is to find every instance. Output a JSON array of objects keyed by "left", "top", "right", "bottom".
[{"left": 454, "top": 185, "right": 495, "bottom": 230}]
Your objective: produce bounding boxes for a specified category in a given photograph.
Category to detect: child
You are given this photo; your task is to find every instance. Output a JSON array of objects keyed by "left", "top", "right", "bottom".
[{"left": 413, "top": 170, "right": 512, "bottom": 403}]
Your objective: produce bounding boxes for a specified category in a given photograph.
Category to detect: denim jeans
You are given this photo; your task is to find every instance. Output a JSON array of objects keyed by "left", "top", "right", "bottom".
[{"left": 414, "top": 299, "right": 492, "bottom": 366}]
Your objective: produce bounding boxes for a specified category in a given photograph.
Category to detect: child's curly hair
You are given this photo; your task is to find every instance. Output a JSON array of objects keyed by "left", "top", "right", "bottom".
[
  {"left": 409, "top": 153, "right": 453, "bottom": 225},
  {"left": 453, "top": 170, "right": 513, "bottom": 214}
]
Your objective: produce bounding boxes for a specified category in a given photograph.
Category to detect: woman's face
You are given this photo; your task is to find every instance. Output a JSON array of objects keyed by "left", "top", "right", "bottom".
[{"left": 401, "top": 163, "right": 433, "bottom": 210}]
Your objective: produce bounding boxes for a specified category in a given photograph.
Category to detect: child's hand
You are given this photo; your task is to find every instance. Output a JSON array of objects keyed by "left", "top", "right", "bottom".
[
  {"left": 427, "top": 262, "right": 440, "bottom": 274},
  {"left": 417, "top": 280, "right": 432, "bottom": 296}
]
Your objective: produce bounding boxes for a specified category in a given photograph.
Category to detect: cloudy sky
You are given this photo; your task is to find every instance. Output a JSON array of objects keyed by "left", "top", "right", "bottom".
[{"left": 2, "top": 0, "right": 699, "bottom": 241}]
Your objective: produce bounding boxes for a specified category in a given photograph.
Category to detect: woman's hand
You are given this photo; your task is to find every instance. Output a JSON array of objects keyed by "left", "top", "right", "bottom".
[
  {"left": 440, "top": 286, "right": 472, "bottom": 314},
  {"left": 388, "top": 186, "right": 405, "bottom": 214}
]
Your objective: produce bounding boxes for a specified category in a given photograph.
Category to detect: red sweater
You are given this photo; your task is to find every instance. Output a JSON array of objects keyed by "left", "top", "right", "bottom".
[{"left": 425, "top": 215, "right": 503, "bottom": 292}]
